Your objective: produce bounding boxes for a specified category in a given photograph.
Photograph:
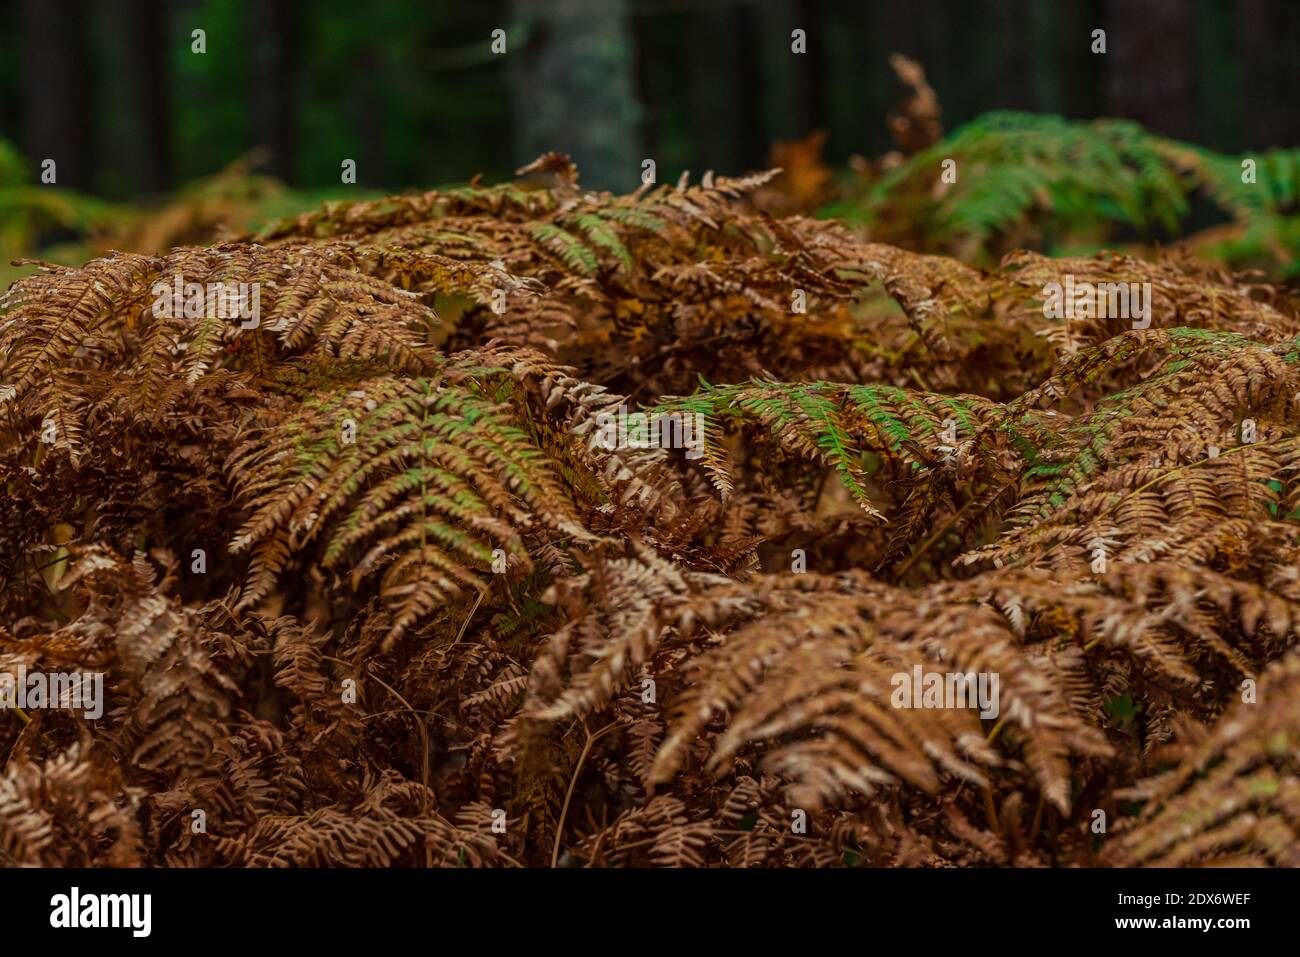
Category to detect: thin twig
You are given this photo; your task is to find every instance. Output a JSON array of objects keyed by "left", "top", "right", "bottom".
[
  {"left": 551, "top": 719, "right": 618, "bottom": 868},
  {"left": 323, "top": 654, "right": 432, "bottom": 808},
  {"left": 892, "top": 493, "right": 984, "bottom": 580},
  {"left": 450, "top": 589, "right": 484, "bottom": 648}
]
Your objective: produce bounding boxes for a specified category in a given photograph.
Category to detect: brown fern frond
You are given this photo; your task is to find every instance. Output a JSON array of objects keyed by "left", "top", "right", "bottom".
[{"left": 1105, "top": 649, "right": 1300, "bottom": 867}]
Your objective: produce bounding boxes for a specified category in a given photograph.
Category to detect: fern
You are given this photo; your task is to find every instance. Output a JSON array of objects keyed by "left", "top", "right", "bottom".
[
  {"left": 838, "top": 111, "right": 1300, "bottom": 273},
  {"left": 4, "top": 139, "right": 1300, "bottom": 870},
  {"left": 228, "top": 369, "right": 588, "bottom": 645}
]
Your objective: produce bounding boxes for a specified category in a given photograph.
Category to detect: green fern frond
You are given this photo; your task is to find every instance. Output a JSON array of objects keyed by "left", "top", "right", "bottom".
[
  {"left": 227, "top": 373, "right": 587, "bottom": 645},
  {"left": 525, "top": 223, "right": 599, "bottom": 275}
]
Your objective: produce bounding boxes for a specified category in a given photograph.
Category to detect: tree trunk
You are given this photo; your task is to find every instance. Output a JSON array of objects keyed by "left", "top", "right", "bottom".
[
  {"left": 248, "top": 0, "right": 298, "bottom": 183},
  {"left": 791, "top": 0, "right": 826, "bottom": 136},
  {"left": 1238, "top": 0, "right": 1300, "bottom": 149},
  {"left": 20, "top": 0, "right": 91, "bottom": 187},
  {"left": 509, "top": 0, "right": 642, "bottom": 191},
  {"left": 122, "top": 0, "right": 173, "bottom": 194},
  {"left": 1103, "top": 0, "right": 1195, "bottom": 139}
]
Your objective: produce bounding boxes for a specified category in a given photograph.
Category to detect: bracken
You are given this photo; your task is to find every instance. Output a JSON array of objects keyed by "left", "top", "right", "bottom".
[{"left": 1, "top": 138, "right": 1298, "bottom": 867}]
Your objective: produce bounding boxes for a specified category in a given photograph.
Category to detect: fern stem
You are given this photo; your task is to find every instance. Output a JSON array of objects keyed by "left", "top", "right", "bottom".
[
  {"left": 985, "top": 714, "right": 1009, "bottom": 745},
  {"left": 891, "top": 494, "right": 984, "bottom": 579},
  {"left": 324, "top": 654, "right": 432, "bottom": 809},
  {"left": 982, "top": 786, "right": 1001, "bottom": 836},
  {"left": 551, "top": 719, "right": 618, "bottom": 868},
  {"left": 450, "top": 589, "right": 484, "bottom": 648},
  {"left": 1027, "top": 792, "right": 1047, "bottom": 846}
]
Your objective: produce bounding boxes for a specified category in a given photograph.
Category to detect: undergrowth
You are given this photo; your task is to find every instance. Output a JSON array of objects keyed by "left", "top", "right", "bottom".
[{"left": 3, "top": 121, "right": 1300, "bottom": 867}]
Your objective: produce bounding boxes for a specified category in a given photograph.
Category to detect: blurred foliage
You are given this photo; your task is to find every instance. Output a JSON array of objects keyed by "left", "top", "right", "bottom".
[
  {"left": 3, "top": 108, "right": 1298, "bottom": 293},
  {"left": 827, "top": 112, "right": 1300, "bottom": 275},
  {"left": 106, "top": 149, "right": 384, "bottom": 255},
  {"left": 108, "top": 150, "right": 291, "bottom": 255},
  {"left": 165, "top": 0, "right": 508, "bottom": 191},
  {"left": 0, "top": 140, "right": 375, "bottom": 288},
  {"left": 0, "top": 139, "right": 125, "bottom": 286}
]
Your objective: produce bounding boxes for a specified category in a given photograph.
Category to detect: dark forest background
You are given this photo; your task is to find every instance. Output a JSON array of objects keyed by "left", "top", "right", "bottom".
[{"left": 0, "top": 0, "right": 1297, "bottom": 198}]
